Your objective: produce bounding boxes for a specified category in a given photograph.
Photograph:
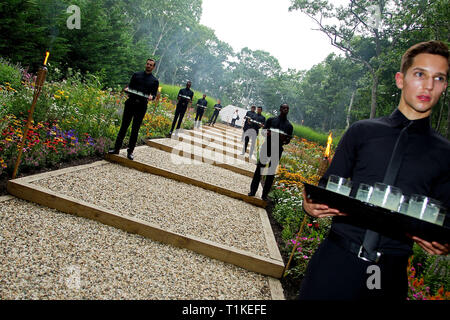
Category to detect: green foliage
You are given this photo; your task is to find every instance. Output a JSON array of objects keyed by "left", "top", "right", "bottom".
[
  {"left": 293, "top": 124, "right": 329, "bottom": 146},
  {"left": 0, "top": 58, "right": 22, "bottom": 89},
  {"left": 411, "top": 244, "right": 450, "bottom": 295}
]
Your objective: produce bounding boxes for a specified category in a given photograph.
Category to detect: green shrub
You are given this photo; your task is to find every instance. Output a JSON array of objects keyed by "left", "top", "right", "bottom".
[{"left": 0, "top": 58, "right": 22, "bottom": 89}]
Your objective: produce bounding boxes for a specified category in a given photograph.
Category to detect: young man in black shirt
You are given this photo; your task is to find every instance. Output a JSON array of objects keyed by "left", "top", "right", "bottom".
[
  {"left": 208, "top": 99, "right": 222, "bottom": 126},
  {"left": 170, "top": 81, "right": 194, "bottom": 136},
  {"left": 243, "top": 106, "right": 266, "bottom": 159},
  {"left": 109, "top": 59, "right": 159, "bottom": 160},
  {"left": 195, "top": 94, "right": 208, "bottom": 128},
  {"left": 248, "top": 104, "right": 293, "bottom": 201},
  {"left": 241, "top": 106, "right": 257, "bottom": 155},
  {"left": 300, "top": 41, "right": 449, "bottom": 300}
]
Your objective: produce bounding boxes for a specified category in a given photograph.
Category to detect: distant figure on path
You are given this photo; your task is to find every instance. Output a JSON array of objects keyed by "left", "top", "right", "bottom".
[
  {"left": 248, "top": 104, "right": 293, "bottom": 201},
  {"left": 170, "top": 81, "right": 194, "bottom": 136},
  {"left": 230, "top": 109, "right": 240, "bottom": 127},
  {"left": 208, "top": 99, "right": 223, "bottom": 126},
  {"left": 246, "top": 106, "right": 266, "bottom": 159},
  {"left": 241, "top": 106, "right": 256, "bottom": 155},
  {"left": 195, "top": 94, "right": 208, "bottom": 128}
]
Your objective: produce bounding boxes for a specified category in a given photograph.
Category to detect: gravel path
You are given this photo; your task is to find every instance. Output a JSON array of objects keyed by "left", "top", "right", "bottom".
[
  {"left": 31, "top": 163, "right": 270, "bottom": 258},
  {"left": 130, "top": 147, "right": 261, "bottom": 197},
  {"left": 0, "top": 198, "right": 271, "bottom": 300}
]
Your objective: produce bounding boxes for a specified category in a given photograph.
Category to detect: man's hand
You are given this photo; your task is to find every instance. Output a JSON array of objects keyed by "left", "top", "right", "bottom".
[
  {"left": 302, "top": 189, "right": 348, "bottom": 218},
  {"left": 409, "top": 235, "right": 449, "bottom": 255},
  {"left": 148, "top": 95, "right": 153, "bottom": 101}
]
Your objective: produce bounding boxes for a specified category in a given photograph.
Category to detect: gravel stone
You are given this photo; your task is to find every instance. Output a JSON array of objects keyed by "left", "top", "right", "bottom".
[
  {"left": 0, "top": 198, "right": 271, "bottom": 299},
  {"left": 31, "top": 163, "right": 270, "bottom": 258}
]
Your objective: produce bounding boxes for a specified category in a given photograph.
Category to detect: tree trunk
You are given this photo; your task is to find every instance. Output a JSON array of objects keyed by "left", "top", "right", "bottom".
[
  {"left": 436, "top": 89, "right": 447, "bottom": 132},
  {"left": 370, "top": 72, "right": 378, "bottom": 119},
  {"left": 346, "top": 89, "right": 356, "bottom": 129},
  {"left": 155, "top": 53, "right": 164, "bottom": 76}
]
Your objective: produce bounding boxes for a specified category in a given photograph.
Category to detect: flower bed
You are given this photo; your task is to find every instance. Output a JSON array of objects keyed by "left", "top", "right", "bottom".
[{"left": 0, "top": 62, "right": 183, "bottom": 179}]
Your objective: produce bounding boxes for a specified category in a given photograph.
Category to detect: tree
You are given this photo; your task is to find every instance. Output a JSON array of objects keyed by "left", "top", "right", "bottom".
[{"left": 289, "top": 0, "right": 443, "bottom": 119}]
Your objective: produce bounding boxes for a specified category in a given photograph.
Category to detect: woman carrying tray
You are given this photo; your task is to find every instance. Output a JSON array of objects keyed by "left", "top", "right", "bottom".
[{"left": 300, "top": 41, "right": 450, "bottom": 300}]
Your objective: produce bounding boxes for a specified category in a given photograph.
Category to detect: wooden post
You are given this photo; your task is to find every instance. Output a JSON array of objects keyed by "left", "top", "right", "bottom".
[
  {"left": 283, "top": 214, "right": 308, "bottom": 277},
  {"left": 12, "top": 65, "right": 48, "bottom": 179}
]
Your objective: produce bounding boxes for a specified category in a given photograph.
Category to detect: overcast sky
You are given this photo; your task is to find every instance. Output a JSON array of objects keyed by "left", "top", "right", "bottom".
[{"left": 200, "top": 0, "right": 347, "bottom": 71}]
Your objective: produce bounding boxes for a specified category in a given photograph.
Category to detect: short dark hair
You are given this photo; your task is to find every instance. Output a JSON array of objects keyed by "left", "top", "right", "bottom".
[
  {"left": 257, "top": 106, "right": 263, "bottom": 110},
  {"left": 147, "top": 58, "right": 156, "bottom": 65},
  {"left": 251, "top": 105, "right": 256, "bottom": 109},
  {"left": 401, "top": 41, "right": 449, "bottom": 74},
  {"left": 280, "top": 103, "right": 289, "bottom": 109}
]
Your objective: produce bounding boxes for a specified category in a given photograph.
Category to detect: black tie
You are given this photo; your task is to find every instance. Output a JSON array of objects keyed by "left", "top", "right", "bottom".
[{"left": 361, "top": 122, "right": 412, "bottom": 262}]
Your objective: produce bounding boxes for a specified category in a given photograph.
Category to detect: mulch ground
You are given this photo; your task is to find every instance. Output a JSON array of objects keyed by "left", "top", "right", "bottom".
[{"left": 0, "top": 152, "right": 301, "bottom": 300}]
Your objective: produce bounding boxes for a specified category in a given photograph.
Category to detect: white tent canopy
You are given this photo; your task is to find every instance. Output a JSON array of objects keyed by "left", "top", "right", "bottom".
[{"left": 218, "top": 105, "right": 249, "bottom": 127}]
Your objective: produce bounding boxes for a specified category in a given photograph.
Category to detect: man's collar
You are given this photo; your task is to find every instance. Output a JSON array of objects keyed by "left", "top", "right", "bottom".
[{"left": 389, "top": 109, "right": 431, "bottom": 131}]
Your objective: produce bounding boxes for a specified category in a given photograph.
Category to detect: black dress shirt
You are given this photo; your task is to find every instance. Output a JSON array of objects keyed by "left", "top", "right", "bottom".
[
  {"left": 128, "top": 71, "right": 159, "bottom": 105},
  {"left": 252, "top": 113, "right": 266, "bottom": 132},
  {"left": 213, "top": 104, "right": 222, "bottom": 112},
  {"left": 177, "top": 88, "right": 194, "bottom": 107},
  {"left": 264, "top": 115, "right": 294, "bottom": 153},
  {"left": 196, "top": 98, "right": 207, "bottom": 111},
  {"left": 320, "top": 109, "right": 450, "bottom": 254},
  {"left": 243, "top": 111, "right": 256, "bottom": 131}
]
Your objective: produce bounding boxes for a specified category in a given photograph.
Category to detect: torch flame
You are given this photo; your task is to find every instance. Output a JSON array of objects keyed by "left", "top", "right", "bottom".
[
  {"left": 43, "top": 51, "right": 50, "bottom": 66},
  {"left": 324, "top": 132, "right": 332, "bottom": 158},
  {"left": 158, "top": 86, "right": 162, "bottom": 92}
]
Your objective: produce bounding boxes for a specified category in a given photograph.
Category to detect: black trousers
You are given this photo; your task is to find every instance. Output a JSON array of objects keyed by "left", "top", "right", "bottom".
[
  {"left": 209, "top": 110, "right": 219, "bottom": 124},
  {"left": 170, "top": 105, "right": 187, "bottom": 133},
  {"left": 243, "top": 136, "right": 250, "bottom": 152},
  {"left": 249, "top": 149, "right": 282, "bottom": 197},
  {"left": 195, "top": 109, "right": 204, "bottom": 122},
  {"left": 114, "top": 99, "right": 147, "bottom": 154},
  {"left": 297, "top": 237, "right": 409, "bottom": 301}
]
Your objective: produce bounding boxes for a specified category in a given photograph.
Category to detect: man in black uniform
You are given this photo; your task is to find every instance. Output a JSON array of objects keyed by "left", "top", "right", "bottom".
[
  {"left": 208, "top": 99, "right": 222, "bottom": 126},
  {"left": 109, "top": 59, "right": 159, "bottom": 160},
  {"left": 248, "top": 104, "right": 293, "bottom": 201},
  {"left": 170, "top": 81, "right": 194, "bottom": 136},
  {"left": 300, "top": 41, "right": 449, "bottom": 300},
  {"left": 246, "top": 106, "right": 266, "bottom": 159},
  {"left": 194, "top": 94, "right": 208, "bottom": 128},
  {"left": 241, "top": 106, "right": 256, "bottom": 155}
]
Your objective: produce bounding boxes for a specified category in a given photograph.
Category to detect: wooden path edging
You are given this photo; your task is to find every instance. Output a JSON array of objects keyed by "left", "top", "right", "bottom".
[
  {"left": 146, "top": 139, "right": 254, "bottom": 177},
  {"left": 105, "top": 153, "right": 266, "bottom": 208},
  {"left": 7, "top": 178, "right": 285, "bottom": 278}
]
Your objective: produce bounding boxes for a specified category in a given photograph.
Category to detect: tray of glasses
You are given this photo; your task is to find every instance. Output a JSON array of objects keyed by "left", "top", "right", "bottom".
[{"left": 304, "top": 183, "right": 450, "bottom": 244}]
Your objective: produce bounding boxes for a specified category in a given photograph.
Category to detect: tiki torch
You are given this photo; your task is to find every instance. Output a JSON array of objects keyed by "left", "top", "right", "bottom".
[
  {"left": 283, "top": 132, "right": 333, "bottom": 276},
  {"left": 11, "top": 51, "right": 50, "bottom": 179},
  {"left": 319, "top": 132, "right": 333, "bottom": 176},
  {"left": 151, "top": 86, "right": 162, "bottom": 117}
]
